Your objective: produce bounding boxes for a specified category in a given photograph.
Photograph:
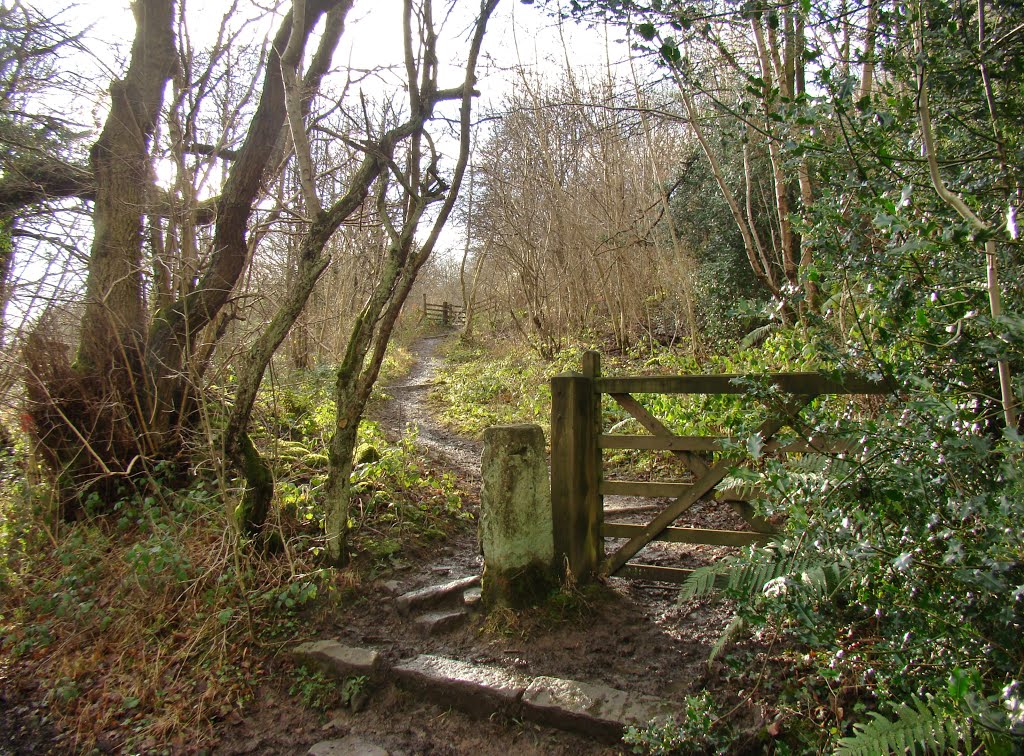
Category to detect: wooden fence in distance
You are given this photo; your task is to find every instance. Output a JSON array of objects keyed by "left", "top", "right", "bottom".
[
  {"left": 422, "top": 296, "right": 495, "bottom": 327},
  {"left": 422, "top": 298, "right": 465, "bottom": 326}
]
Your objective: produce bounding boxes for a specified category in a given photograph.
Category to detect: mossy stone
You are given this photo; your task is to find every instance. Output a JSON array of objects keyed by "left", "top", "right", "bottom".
[{"left": 354, "top": 444, "right": 381, "bottom": 465}]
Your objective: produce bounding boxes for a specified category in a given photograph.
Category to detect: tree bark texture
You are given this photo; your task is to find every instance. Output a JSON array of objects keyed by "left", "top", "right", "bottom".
[
  {"left": 146, "top": 0, "right": 347, "bottom": 436},
  {"left": 25, "top": 0, "right": 351, "bottom": 512},
  {"left": 77, "top": 0, "right": 176, "bottom": 376},
  {"left": 24, "top": 0, "right": 177, "bottom": 515}
]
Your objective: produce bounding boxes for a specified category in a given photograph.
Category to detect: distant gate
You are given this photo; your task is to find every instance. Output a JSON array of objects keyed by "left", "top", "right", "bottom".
[
  {"left": 421, "top": 297, "right": 496, "bottom": 327},
  {"left": 549, "top": 351, "right": 892, "bottom": 584},
  {"left": 422, "top": 298, "right": 465, "bottom": 326}
]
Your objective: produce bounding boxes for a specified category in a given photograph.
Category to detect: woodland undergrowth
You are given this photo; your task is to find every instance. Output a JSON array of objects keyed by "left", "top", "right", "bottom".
[
  {"left": 431, "top": 331, "right": 1024, "bottom": 754},
  {"left": 0, "top": 341, "right": 471, "bottom": 753}
]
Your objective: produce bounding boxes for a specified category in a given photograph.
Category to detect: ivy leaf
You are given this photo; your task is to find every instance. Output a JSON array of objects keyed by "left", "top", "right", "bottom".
[
  {"left": 660, "top": 41, "right": 681, "bottom": 63},
  {"left": 947, "top": 668, "right": 979, "bottom": 701},
  {"left": 636, "top": 22, "right": 657, "bottom": 41}
]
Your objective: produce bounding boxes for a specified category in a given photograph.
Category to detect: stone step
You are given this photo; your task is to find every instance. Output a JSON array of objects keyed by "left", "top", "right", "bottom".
[
  {"left": 291, "top": 641, "right": 382, "bottom": 681},
  {"left": 392, "top": 654, "right": 530, "bottom": 718},
  {"left": 391, "top": 653, "right": 676, "bottom": 741},
  {"left": 462, "top": 586, "right": 482, "bottom": 608},
  {"left": 522, "top": 675, "right": 676, "bottom": 741},
  {"left": 395, "top": 574, "right": 480, "bottom": 616},
  {"left": 291, "top": 644, "right": 678, "bottom": 744},
  {"left": 414, "top": 608, "right": 469, "bottom": 636}
]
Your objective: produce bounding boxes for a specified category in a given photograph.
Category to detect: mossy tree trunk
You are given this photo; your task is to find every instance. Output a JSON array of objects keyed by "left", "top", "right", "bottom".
[
  {"left": 22, "top": 0, "right": 347, "bottom": 515},
  {"left": 23, "top": 0, "right": 177, "bottom": 515}
]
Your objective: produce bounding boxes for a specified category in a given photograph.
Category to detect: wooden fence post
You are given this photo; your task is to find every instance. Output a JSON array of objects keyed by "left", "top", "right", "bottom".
[{"left": 550, "top": 351, "right": 603, "bottom": 582}]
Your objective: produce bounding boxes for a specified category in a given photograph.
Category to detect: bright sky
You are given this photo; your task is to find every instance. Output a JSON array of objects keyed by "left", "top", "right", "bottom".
[
  {"left": 32, "top": 0, "right": 639, "bottom": 208},
  {"left": 8, "top": 0, "right": 642, "bottom": 323},
  {"left": 33, "top": 0, "right": 636, "bottom": 120}
]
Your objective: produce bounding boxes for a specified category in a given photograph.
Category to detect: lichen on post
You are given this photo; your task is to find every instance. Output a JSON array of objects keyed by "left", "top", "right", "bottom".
[{"left": 479, "top": 424, "right": 557, "bottom": 608}]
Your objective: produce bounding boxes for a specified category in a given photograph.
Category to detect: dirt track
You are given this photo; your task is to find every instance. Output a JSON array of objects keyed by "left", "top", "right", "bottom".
[
  {"left": 217, "top": 335, "right": 772, "bottom": 754},
  {"left": 373, "top": 335, "right": 483, "bottom": 481}
]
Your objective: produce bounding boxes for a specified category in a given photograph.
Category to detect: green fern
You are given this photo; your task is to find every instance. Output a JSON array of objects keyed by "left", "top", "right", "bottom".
[
  {"left": 796, "top": 561, "right": 850, "bottom": 602},
  {"left": 781, "top": 453, "right": 831, "bottom": 474},
  {"left": 730, "top": 552, "right": 851, "bottom": 602},
  {"left": 835, "top": 697, "right": 969, "bottom": 756},
  {"left": 680, "top": 549, "right": 852, "bottom": 605},
  {"left": 678, "top": 565, "right": 720, "bottom": 602},
  {"left": 709, "top": 614, "right": 746, "bottom": 663},
  {"left": 741, "top": 322, "right": 780, "bottom": 349},
  {"left": 679, "top": 550, "right": 855, "bottom": 660}
]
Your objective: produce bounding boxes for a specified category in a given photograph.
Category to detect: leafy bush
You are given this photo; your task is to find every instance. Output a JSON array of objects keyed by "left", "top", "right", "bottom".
[
  {"left": 623, "top": 693, "right": 730, "bottom": 754},
  {"left": 431, "top": 338, "right": 593, "bottom": 437},
  {"left": 678, "top": 386, "right": 1024, "bottom": 752}
]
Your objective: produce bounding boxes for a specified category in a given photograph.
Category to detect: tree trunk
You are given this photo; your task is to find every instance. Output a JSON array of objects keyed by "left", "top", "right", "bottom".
[
  {"left": 146, "top": 0, "right": 343, "bottom": 438},
  {"left": 77, "top": 0, "right": 176, "bottom": 380},
  {"left": 25, "top": 0, "right": 351, "bottom": 514},
  {"left": 24, "top": 0, "right": 176, "bottom": 515}
]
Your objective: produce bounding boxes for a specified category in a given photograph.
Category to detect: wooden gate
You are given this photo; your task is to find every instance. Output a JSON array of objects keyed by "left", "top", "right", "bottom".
[
  {"left": 422, "top": 298, "right": 465, "bottom": 326},
  {"left": 550, "top": 351, "right": 892, "bottom": 584}
]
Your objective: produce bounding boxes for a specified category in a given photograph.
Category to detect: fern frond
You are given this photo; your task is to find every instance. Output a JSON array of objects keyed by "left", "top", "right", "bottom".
[
  {"left": 835, "top": 697, "right": 969, "bottom": 756},
  {"left": 782, "top": 454, "right": 831, "bottom": 474},
  {"left": 708, "top": 614, "right": 746, "bottom": 663},
  {"left": 679, "top": 565, "right": 720, "bottom": 603},
  {"left": 797, "top": 561, "right": 850, "bottom": 603},
  {"left": 741, "top": 322, "right": 780, "bottom": 349},
  {"left": 726, "top": 553, "right": 792, "bottom": 597},
  {"left": 682, "top": 550, "right": 857, "bottom": 663}
]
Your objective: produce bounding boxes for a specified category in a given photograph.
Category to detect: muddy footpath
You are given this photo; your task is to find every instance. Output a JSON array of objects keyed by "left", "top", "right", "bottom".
[{"left": 216, "top": 336, "right": 761, "bottom": 755}]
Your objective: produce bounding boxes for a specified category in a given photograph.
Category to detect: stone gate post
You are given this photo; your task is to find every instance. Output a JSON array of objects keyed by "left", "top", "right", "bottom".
[{"left": 479, "top": 424, "right": 556, "bottom": 608}]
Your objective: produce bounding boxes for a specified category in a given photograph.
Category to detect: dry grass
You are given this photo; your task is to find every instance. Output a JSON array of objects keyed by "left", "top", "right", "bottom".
[
  {"left": 0, "top": 470, "right": 340, "bottom": 753},
  {"left": 0, "top": 410, "right": 472, "bottom": 752}
]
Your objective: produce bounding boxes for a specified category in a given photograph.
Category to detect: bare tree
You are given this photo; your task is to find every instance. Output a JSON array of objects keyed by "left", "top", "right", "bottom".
[
  {"left": 4, "top": 0, "right": 354, "bottom": 516},
  {"left": 321, "top": 0, "right": 499, "bottom": 565},
  {"left": 207, "top": 0, "right": 499, "bottom": 550},
  {"left": 472, "top": 70, "right": 691, "bottom": 355}
]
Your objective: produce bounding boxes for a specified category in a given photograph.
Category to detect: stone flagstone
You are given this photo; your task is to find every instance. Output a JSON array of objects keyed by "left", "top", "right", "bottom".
[
  {"left": 395, "top": 575, "right": 480, "bottom": 616},
  {"left": 521, "top": 676, "right": 677, "bottom": 741},
  {"left": 414, "top": 609, "right": 469, "bottom": 636},
  {"left": 291, "top": 640, "right": 382, "bottom": 680},
  {"left": 392, "top": 654, "right": 530, "bottom": 717},
  {"left": 291, "top": 646, "right": 683, "bottom": 745}
]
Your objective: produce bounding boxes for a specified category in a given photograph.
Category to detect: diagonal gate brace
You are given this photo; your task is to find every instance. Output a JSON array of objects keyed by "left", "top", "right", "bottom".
[{"left": 602, "top": 396, "right": 813, "bottom": 577}]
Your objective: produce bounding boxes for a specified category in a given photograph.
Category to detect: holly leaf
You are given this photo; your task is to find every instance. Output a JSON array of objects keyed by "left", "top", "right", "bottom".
[{"left": 636, "top": 22, "right": 657, "bottom": 41}]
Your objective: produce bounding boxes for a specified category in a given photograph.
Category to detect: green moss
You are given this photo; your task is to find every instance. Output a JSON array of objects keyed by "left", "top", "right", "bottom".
[
  {"left": 354, "top": 443, "right": 380, "bottom": 465},
  {"left": 233, "top": 432, "right": 273, "bottom": 541},
  {"left": 481, "top": 560, "right": 558, "bottom": 610}
]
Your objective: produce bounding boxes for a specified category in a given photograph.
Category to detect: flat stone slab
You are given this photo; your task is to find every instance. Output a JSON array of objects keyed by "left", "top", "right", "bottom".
[
  {"left": 462, "top": 586, "right": 482, "bottom": 607},
  {"left": 521, "top": 676, "right": 676, "bottom": 741},
  {"left": 414, "top": 609, "right": 468, "bottom": 636},
  {"left": 377, "top": 579, "right": 405, "bottom": 596},
  {"left": 395, "top": 575, "right": 480, "bottom": 616},
  {"left": 308, "top": 736, "right": 389, "bottom": 756},
  {"left": 392, "top": 654, "right": 530, "bottom": 717},
  {"left": 292, "top": 641, "right": 382, "bottom": 680}
]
